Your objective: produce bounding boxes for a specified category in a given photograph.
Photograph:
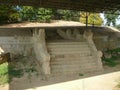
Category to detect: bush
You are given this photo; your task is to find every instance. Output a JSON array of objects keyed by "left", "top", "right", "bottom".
[
  {"left": 0, "top": 63, "right": 9, "bottom": 85},
  {"left": 37, "top": 8, "right": 53, "bottom": 23},
  {"left": 102, "top": 47, "right": 120, "bottom": 67}
]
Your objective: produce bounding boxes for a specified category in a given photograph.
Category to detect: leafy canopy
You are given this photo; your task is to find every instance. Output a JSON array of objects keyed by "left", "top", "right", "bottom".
[
  {"left": 0, "top": 5, "right": 19, "bottom": 23},
  {"left": 80, "top": 12, "right": 103, "bottom": 26},
  {"left": 104, "top": 11, "right": 119, "bottom": 26}
]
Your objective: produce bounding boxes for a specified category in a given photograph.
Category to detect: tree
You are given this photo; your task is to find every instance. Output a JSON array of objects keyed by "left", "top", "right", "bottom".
[
  {"left": 80, "top": 12, "right": 103, "bottom": 26},
  {"left": 19, "top": 7, "right": 80, "bottom": 22},
  {"left": 37, "top": 8, "right": 53, "bottom": 23},
  {"left": 115, "top": 24, "right": 120, "bottom": 30},
  {"left": 19, "top": 6, "right": 37, "bottom": 21},
  {"left": 104, "top": 11, "right": 119, "bottom": 26},
  {"left": 19, "top": 6, "right": 53, "bottom": 22},
  {"left": 52, "top": 9, "right": 80, "bottom": 21},
  {"left": 0, "top": 5, "right": 19, "bottom": 23}
]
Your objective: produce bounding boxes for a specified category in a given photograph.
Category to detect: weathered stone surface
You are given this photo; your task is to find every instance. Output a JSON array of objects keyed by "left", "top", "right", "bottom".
[
  {"left": 33, "top": 29, "right": 50, "bottom": 75},
  {"left": 0, "top": 36, "right": 33, "bottom": 58},
  {"left": 83, "top": 30, "right": 103, "bottom": 70},
  {"left": 57, "top": 29, "right": 84, "bottom": 40},
  {"left": 47, "top": 36, "right": 103, "bottom": 75}
]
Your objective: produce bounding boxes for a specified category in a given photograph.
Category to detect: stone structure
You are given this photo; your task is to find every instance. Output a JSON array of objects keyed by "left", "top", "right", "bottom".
[
  {"left": 93, "top": 27, "right": 120, "bottom": 51},
  {"left": 46, "top": 29, "right": 103, "bottom": 75},
  {"left": 33, "top": 29, "right": 50, "bottom": 75},
  {"left": 0, "top": 29, "right": 33, "bottom": 58},
  {"left": 83, "top": 30, "right": 103, "bottom": 69},
  {"left": 57, "top": 29, "right": 84, "bottom": 40},
  {"left": 0, "top": 25, "right": 119, "bottom": 75}
]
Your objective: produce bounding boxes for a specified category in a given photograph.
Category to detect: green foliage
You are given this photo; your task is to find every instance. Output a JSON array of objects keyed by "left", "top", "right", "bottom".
[
  {"left": 0, "top": 5, "right": 19, "bottom": 23},
  {"left": 9, "top": 65, "right": 23, "bottom": 78},
  {"left": 37, "top": 8, "right": 53, "bottom": 22},
  {"left": 110, "top": 48, "right": 120, "bottom": 53},
  {"left": 104, "top": 11, "right": 119, "bottom": 26},
  {"left": 80, "top": 12, "right": 103, "bottom": 25},
  {"left": 0, "top": 56, "right": 39, "bottom": 85},
  {"left": 9, "top": 12, "right": 19, "bottom": 22},
  {"left": 103, "top": 56, "right": 119, "bottom": 67},
  {"left": 0, "top": 5, "right": 80, "bottom": 23},
  {"left": 0, "top": 63, "right": 8, "bottom": 76},
  {"left": 56, "top": 10, "right": 80, "bottom": 21},
  {"left": 0, "top": 62, "right": 24, "bottom": 85},
  {"left": 0, "top": 63, "right": 8, "bottom": 85},
  {"left": 79, "top": 73, "right": 84, "bottom": 76},
  {"left": 19, "top": 6, "right": 53, "bottom": 22},
  {"left": 19, "top": 7, "right": 80, "bottom": 22},
  {"left": 115, "top": 24, "right": 120, "bottom": 30},
  {"left": 19, "top": 6, "right": 37, "bottom": 21},
  {"left": 103, "top": 47, "right": 120, "bottom": 67}
]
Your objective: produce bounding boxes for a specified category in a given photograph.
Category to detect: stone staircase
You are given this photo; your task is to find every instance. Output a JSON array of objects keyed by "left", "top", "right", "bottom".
[{"left": 47, "top": 40, "right": 102, "bottom": 75}]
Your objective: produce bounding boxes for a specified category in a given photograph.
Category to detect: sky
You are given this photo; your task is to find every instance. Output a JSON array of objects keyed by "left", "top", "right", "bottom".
[
  {"left": 100, "top": 13, "right": 106, "bottom": 25},
  {"left": 100, "top": 13, "right": 120, "bottom": 26}
]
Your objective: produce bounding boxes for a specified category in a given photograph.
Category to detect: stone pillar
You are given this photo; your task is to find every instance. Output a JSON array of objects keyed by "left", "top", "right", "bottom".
[
  {"left": 83, "top": 30, "right": 103, "bottom": 69},
  {"left": 83, "top": 30, "right": 97, "bottom": 52},
  {"left": 33, "top": 28, "right": 50, "bottom": 75}
]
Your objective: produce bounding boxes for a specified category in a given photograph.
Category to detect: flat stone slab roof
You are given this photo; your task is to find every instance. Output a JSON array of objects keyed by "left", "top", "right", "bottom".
[
  {"left": 0, "top": 20, "right": 85, "bottom": 29},
  {"left": 0, "top": 20, "right": 119, "bottom": 37}
]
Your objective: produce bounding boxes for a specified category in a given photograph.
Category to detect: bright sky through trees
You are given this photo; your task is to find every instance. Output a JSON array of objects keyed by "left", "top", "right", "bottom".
[{"left": 100, "top": 13, "right": 120, "bottom": 26}]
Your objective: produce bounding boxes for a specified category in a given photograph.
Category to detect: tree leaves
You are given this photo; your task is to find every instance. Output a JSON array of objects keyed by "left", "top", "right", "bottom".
[
  {"left": 104, "top": 11, "right": 119, "bottom": 26},
  {"left": 0, "top": 5, "right": 19, "bottom": 23},
  {"left": 80, "top": 12, "right": 103, "bottom": 26}
]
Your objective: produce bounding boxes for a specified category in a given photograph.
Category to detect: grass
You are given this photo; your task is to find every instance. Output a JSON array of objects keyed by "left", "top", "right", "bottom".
[
  {"left": 0, "top": 63, "right": 9, "bottom": 85},
  {"left": 0, "top": 62, "right": 24, "bottom": 85},
  {"left": 0, "top": 63, "right": 8, "bottom": 76},
  {"left": 103, "top": 59, "right": 118, "bottom": 67},
  {"left": 0, "top": 56, "right": 38, "bottom": 85},
  {"left": 103, "top": 56, "right": 120, "bottom": 67},
  {"left": 103, "top": 47, "right": 120, "bottom": 67}
]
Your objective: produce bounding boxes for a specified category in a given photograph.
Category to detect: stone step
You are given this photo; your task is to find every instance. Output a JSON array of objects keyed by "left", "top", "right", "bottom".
[
  {"left": 49, "top": 50, "right": 91, "bottom": 55},
  {"left": 51, "top": 55, "right": 93, "bottom": 60},
  {"left": 51, "top": 59, "right": 95, "bottom": 65},
  {"left": 47, "top": 41, "right": 102, "bottom": 75},
  {"left": 51, "top": 62, "right": 97, "bottom": 69},
  {"left": 48, "top": 47, "right": 90, "bottom": 52},
  {"left": 47, "top": 42, "right": 88, "bottom": 45},
  {"left": 47, "top": 44, "right": 89, "bottom": 48},
  {"left": 51, "top": 57, "right": 94, "bottom": 62},
  {"left": 47, "top": 39, "right": 86, "bottom": 42},
  {"left": 50, "top": 53, "right": 92, "bottom": 58},
  {"left": 48, "top": 48, "right": 90, "bottom": 53}
]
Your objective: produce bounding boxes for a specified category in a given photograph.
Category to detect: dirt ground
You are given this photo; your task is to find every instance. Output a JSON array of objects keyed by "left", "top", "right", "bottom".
[{"left": 0, "top": 57, "right": 120, "bottom": 90}]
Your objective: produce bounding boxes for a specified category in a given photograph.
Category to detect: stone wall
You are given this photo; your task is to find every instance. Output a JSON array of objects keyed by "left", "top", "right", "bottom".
[
  {"left": 93, "top": 36, "right": 119, "bottom": 51},
  {"left": 0, "top": 28, "right": 33, "bottom": 58},
  {"left": 0, "top": 36, "right": 33, "bottom": 57},
  {"left": 45, "top": 28, "right": 120, "bottom": 52}
]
